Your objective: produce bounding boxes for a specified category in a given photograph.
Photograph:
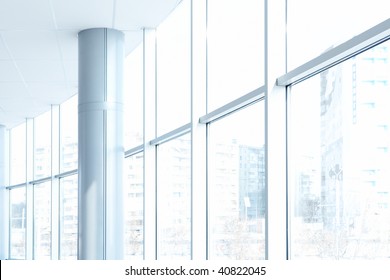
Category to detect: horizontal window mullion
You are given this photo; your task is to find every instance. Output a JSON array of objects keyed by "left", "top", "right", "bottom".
[
  {"left": 277, "top": 18, "right": 390, "bottom": 86},
  {"left": 29, "top": 176, "right": 52, "bottom": 186},
  {"left": 150, "top": 123, "right": 191, "bottom": 146},
  {"left": 6, "top": 183, "right": 27, "bottom": 190},
  {"left": 54, "top": 169, "right": 78, "bottom": 179},
  {"left": 125, "top": 145, "right": 144, "bottom": 158},
  {"left": 199, "top": 86, "right": 265, "bottom": 124}
]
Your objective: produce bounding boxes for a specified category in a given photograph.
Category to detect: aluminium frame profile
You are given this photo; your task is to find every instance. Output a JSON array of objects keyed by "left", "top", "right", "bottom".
[
  {"left": 5, "top": 182, "right": 26, "bottom": 190},
  {"left": 54, "top": 169, "right": 78, "bottom": 179},
  {"left": 277, "top": 18, "right": 390, "bottom": 86},
  {"left": 124, "top": 144, "right": 144, "bottom": 158},
  {"left": 149, "top": 123, "right": 192, "bottom": 146},
  {"left": 6, "top": 169, "right": 79, "bottom": 189},
  {"left": 199, "top": 85, "right": 266, "bottom": 124},
  {"left": 28, "top": 176, "right": 52, "bottom": 186}
]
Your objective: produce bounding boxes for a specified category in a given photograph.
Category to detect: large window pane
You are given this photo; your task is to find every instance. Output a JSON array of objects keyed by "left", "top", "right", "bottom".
[
  {"left": 289, "top": 40, "right": 390, "bottom": 259},
  {"left": 124, "top": 40, "right": 144, "bottom": 150},
  {"left": 124, "top": 153, "right": 144, "bottom": 260},
  {"left": 34, "top": 111, "right": 51, "bottom": 179},
  {"left": 60, "top": 95, "right": 78, "bottom": 173},
  {"left": 288, "top": 0, "right": 389, "bottom": 70},
  {"left": 59, "top": 175, "right": 78, "bottom": 260},
  {"left": 33, "top": 182, "right": 51, "bottom": 259},
  {"left": 208, "top": 102, "right": 265, "bottom": 260},
  {"left": 10, "top": 187, "right": 26, "bottom": 259},
  {"left": 156, "top": 0, "right": 191, "bottom": 135},
  {"left": 157, "top": 134, "right": 191, "bottom": 259},
  {"left": 10, "top": 123, "right": 26, "bottom": 185},
  {"left": 207, "top": 0, "right": 264, "bottom": 112}
]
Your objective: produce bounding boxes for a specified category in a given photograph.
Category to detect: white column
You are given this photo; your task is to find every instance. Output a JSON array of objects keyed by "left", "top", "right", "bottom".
[
  {"left": 0, "top": 125, "right": 9, "bottom": 259},
  {"left": 78, "top": 28, "right": 124, "bottom": 260}
]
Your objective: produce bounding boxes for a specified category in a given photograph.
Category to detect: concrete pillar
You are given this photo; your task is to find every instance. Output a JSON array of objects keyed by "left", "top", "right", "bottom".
[{"left": 78, "top": 28, "right": 124, "bottom": 259}]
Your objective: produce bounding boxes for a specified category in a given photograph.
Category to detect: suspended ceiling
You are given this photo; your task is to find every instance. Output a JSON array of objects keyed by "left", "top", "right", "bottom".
[{"left": 0, "top": 0, "right": 181, "bottom": 128}]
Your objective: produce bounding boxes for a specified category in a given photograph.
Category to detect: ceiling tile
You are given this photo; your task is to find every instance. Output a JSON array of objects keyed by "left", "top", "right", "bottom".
[
  {"left": 56, "top": 30, "right": 78, "bottom": 60},
  {"left": 2, "top": 31, "right": 62, "bottom": 60},
  {"left": 52, "top": 0, "right": 115, "bottom": 30},
  {"left": 0, "top": 111, "right": 20, "bottom": 129},
  {"left": 27, "top": 82, "right": 75, "bottom": 105},
  {"left": 0, "top": 89, "right": 48, "bottom": 123},
  {"left": 115, "top": 0, "right": 180, "bottom": 30},
  {"left": 0, "top": 82, "right": 28, "bottom": 99},
  {"left": 0, "top": 0, "right": 55, "bottom": 30},
  {"left": 0, "top": 61, "right": 22, "bottom": 82},
  {"left": 0, "top": 0, "right": 183, "bottom": 128},
  {"left": 17, "top": 60, "right": 65, "bottom": 82},
  {"left": 0, "top": 35, "right": 12, "bottom": 59},
  {"left": 62, "top": 60, "right": 78, "bottom": 85}
]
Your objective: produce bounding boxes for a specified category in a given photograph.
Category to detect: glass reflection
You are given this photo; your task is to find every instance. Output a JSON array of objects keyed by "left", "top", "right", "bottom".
[
  {"left": 34, "top": 182, "right": 51, "bottom": 259},
  {"left": 60, "top": 95, "right": 78, "bottom": 173},
  {"left": 10, "top": 187, "right": 26, "bottom": 259},
  {"left": 124, "top": 153, "right": 144, "bottom": 260},
  {"left": 34, "top": 111, "right": 51, "bottom": 179},
  {"left": 60, "top": 175, "right": 78, "bottom": 259},
  {"left": 157, "top": 134, "right": 191, "bottom": 259},
  {"left": 10, "top": 123, "right": 26, "bottom": 185},
  {"left": 209, "top": 102, "right": 265, "bottom": 260},
  {"left": 289, "top": 40, "right": 390, "bottom": 259}
]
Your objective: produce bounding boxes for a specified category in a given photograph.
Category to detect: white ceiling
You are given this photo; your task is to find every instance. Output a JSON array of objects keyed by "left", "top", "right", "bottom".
[{"left": 0, "top": 0, "right": 181, "bottom": 128}]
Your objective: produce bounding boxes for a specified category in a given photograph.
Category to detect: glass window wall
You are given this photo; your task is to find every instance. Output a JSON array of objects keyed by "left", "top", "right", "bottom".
[
  {"left": 288, "top": 40, "right": 390, "bottom": 259},
  {"left": 208, "top": 102, "right": 266, "bottom": 260},
  {"left": 60, "top": 95, "right": 78, "bottom": 173},
  {"left": 33, "top": 182, "right": 51, "bottom": 259},
  {"left": 59, "top": 175, "right": 78, "bottom": 260},
  {"left": 9, "top": 187, "right": 26, "bottom": 259},
  {"left": 157, "top": 134, "right": 191, "bottom": 259},
  {"left": 287, "top": 0, "right": 389, "bottom": 70},
  {"left": 207, "top": 0, "right": 264, "bottom": 112},
  {"left": 10, "top": 123, "right": 26, "bottom": 185},
  {"left": 34, "top": 111, "right": 51, "bottom": 180},
  {"left": 156, "top": 0, "right": 191, "bottom": 136},
  {"left": 124, "top": 153, "right": 144, "bottom": 260},
  {"left": 124, "top": 41, "right": 144, "bottom": 150}
]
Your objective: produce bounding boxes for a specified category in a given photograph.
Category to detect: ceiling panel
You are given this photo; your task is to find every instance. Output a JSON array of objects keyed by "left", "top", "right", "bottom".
[
  {"left": 0, "top": 88, "right": 47, "bottom": 116},
  {"left": 27, "top": 82, "right": 74, "bottom": 105},
  {"left": 62, "top": 60, "right": 78, "bottom": 85},
  {"left": 0, "top": 0, "right": 182, "bottom": 128},
  {"left": 0, "top": 35, "right": 12, "bottom": 59},
  {"left": 56, "top": 30, "right": 79, "bottom": 60},
  {"left": 0, "top": 81, "right": 27, "bottom": 94},
  {"left": 115, "top": 0, "right": 180, "bottom": 30},
  {"left": 2, "top": 31, "right": 62, "bottom": 60},
  {"left": 0, "top": 112, "right": 19, "bottom": 129},
  {"left": 52, "top": 0, "right": 115, "bottom": 30},
  {"left": 0, "top": 0, "right": 55, "bottom": 30},
  {"left": 0, "top": 61, "right": 22, "bottom": 82},
  {"left": 17, "top": 60, "right": 65, "bottom": 82}
]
